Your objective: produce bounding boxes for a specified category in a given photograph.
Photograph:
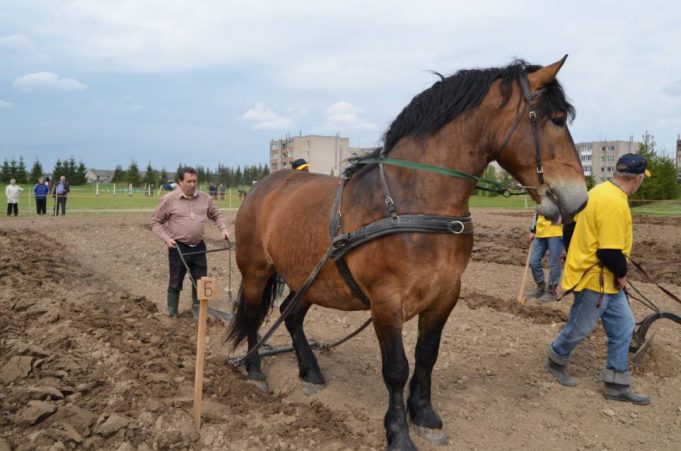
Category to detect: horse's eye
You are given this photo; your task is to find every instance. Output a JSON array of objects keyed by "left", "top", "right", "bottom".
[{"left": 551, "top": 117, "right": 566, "bottom": 127}]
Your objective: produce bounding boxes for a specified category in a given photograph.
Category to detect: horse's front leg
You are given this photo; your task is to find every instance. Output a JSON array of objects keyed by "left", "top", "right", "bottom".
[
  {"left": 374, "top": 310, "right": 416, "bottom": 451},
  {"left": 280, "top": 292, "right": 326, "bottom": 388},
  {"left": 407, "top": 280, "right": 459, "bottom": 446}
]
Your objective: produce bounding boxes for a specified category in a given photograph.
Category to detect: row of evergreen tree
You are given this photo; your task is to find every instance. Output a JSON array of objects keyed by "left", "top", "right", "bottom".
[
  {"left": 1, "top": 157, "right": 88, "bottom": 185},
  {"left": 1, "top": 156, "right": 271, "bottom": 188},
  {"left": 107, "top": 162, "right": 270, "bottom": 187}
]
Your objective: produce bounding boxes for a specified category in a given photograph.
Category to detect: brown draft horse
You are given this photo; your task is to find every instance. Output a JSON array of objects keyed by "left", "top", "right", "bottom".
[{"left": 229, "top": 56, "right": 588, "bottom": 450}]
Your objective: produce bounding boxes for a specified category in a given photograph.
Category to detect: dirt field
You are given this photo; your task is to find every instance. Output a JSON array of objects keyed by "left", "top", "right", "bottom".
[{"left": 2, "top": 210, "right": 681, "bottom": 450}]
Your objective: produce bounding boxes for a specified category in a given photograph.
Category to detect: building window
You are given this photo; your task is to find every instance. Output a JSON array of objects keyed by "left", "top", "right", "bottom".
[
  {"left": 607, "top": 145, "right": 615, "bottom": 151},
  {"left": 607, "top": 156, "right": 615, "bottom": 162},
  {"left": 606, "top": 166, "right": 613, "bottom": 172}
]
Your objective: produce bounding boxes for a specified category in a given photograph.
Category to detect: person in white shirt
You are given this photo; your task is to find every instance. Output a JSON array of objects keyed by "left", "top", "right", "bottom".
[{"left": 5, "top": 178, "right": 23, "bottom": 217}]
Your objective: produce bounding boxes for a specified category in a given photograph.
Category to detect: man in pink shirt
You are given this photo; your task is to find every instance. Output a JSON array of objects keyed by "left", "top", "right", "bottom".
[{"left": 151, "top": 167, "right": 230, "bottom": 317}]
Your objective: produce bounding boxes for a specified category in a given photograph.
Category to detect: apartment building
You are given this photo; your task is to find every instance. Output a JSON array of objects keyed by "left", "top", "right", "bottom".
[
  {"left": 270, "top": 134, "right": 375, "bottom": 176},
  {"left": 575, "top": 139, "right": 640, "bottom": 183}
]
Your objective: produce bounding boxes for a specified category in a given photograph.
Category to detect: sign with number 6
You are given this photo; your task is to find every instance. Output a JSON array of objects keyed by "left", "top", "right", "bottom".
[{"left": 197, "top": 277, "right": 218, "bottom": 301}]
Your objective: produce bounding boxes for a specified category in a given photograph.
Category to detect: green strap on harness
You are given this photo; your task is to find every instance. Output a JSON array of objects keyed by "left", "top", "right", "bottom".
[{"left": 356, "top": 157, "right": 523, "bottom": 196}]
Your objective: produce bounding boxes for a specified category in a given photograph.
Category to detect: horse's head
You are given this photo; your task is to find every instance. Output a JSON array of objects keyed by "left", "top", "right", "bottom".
[{"left": 493, "top": 56, "right": 587, "bottom": 224}]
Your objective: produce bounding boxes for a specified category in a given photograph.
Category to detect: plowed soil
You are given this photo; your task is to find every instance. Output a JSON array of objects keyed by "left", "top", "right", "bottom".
[{"left": 1, "top": 210, "right": 680, "bottom": 450}]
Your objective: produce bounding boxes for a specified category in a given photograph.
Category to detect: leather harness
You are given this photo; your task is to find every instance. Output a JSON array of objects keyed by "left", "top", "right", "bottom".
[
  {"left": 231, "top": 70, "right": 549, "bottom": 365},
  {"left": 329, "top": 69, "right": 547, "bottom": 307}
]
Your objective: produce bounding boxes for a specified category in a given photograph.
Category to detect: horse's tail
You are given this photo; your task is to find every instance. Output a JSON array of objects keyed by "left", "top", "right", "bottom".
[{"left": 226, "top": 273, "right": 281, "bottom": 350}]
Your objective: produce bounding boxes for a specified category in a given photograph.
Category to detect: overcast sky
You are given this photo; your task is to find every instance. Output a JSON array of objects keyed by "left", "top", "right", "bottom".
[{"left": 1, "top": 0, "right": 680, "bottom": 172}]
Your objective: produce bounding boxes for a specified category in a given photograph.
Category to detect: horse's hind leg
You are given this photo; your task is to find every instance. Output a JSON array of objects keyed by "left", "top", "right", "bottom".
[
  {"left": 280, "top": 292, "right": 326, "bottom": 387},
  {"left": 407, "top": 283, "right": 460, "bottom": 446},
  {"left": 229, "top": 272, "right": 278, "bottom": 386}
]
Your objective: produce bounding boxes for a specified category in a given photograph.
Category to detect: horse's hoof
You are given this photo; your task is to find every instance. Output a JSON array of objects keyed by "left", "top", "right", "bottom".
[
  {"left": 302, "top": 382, "right": 325, "bottom": 396},
  {"left": 414, "top": 425, "right": 448, "bottom": 446},
  {"left": 386, "top": 438, "right": 418, "bottom": 451},
  {"left": 246, "top": 378, "right": 269, "bottom": 392}
]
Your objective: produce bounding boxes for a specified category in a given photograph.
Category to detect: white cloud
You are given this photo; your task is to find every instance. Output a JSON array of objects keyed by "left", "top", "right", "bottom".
[
  {"left": 0, "top": 99, "right": 13, "bottom": 108},
  {"left": 323, "top": 101, "right": 376, "bottom": 131},
  {"left": 240, "top": 102, "right": 295, "bottom": 130},
  {"left": 0, "top": 34, "right": 35, "bottom": 53},
  {"left": 13, "top": 72, "right": 87, "bottom": 91}
]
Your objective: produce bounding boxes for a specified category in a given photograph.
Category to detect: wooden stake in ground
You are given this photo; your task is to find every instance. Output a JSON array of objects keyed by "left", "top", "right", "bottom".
[
  {"left": 517, "top": 241, "right": 533, "bottom": 305},
  {"left": 193, "top": 276, "right": 218, "bottom": 429}
]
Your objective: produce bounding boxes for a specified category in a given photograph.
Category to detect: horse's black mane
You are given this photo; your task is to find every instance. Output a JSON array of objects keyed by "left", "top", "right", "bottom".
[{"left": 345, "top": 59, "right": 575, "bottom": 176}]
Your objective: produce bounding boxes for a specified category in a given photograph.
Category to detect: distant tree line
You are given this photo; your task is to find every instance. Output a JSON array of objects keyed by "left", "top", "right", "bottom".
[
  {"left": 1, "top": 157, "right": 87, "bottom": 185},
  {"left": 2, "top": 156, "right": 271, "bottom": 189},
  {"left": 110, "top": 161, "right": 270, "bottom": 188}
]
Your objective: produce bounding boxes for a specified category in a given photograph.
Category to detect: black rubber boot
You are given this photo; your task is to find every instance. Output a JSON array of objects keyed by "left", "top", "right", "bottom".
[
  {"left": 546, "top": 357, "right": 576, "bottom": 387},
  {"left": 537, "top": 285, "right": 557, "bottom": 304},
  {"left": 528, "top": 282, "right": 546, "bottom": 299},
  {"left": 167, "top": 291, "right": 180, "bottom": 318},
  {"left": 603, "top": 383, "right": 650, "bottom": 405}
]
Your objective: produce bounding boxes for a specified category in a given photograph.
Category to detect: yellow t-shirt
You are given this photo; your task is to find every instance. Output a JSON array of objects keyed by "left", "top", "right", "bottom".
[
  {"left": 535, "top": 215, "right": 563, "bottom": 238},
  {"left": 560, "top": 180, "right": 632, "bottom": 294}
]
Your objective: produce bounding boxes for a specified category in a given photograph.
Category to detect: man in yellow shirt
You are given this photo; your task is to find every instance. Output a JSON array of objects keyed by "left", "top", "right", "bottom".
[
  {"left": 546, "top": 153, "right": 650, "bottom": 405},
  {"left": 528, "top": 213, "right": 563, "bottom": 303}
]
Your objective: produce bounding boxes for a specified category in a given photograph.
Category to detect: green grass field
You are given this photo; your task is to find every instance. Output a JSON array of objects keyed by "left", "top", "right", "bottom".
[
  {"left": 629, "top": 200, "right": 681, "bottom": 216},
  {"left": 7, "top": 183, "right": 244, "bottom": 216},
  {"left": 6, "top": 183, "right": 681, "bottom": 217}
]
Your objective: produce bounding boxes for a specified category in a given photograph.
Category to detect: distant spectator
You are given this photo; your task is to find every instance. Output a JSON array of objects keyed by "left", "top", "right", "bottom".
[
  {"left": 209, "top": 183, "right": 218, "bottom": 200},
  {"left": 5, "top": 178, "right": 23, "bottom": 217},
  {"left": 33, "top": 177, "right": 50, "bottom": 215},
  {"left": 527, "top": 212, "right": 564, "bottom": 304},
  {"left": 53, "top": 176, "right": 70, "bottom": 216},
  {"left": 219, "top": 183, "right": 225, "bottom": 201}
]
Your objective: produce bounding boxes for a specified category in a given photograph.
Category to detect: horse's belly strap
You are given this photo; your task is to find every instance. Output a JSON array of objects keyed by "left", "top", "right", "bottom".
[
  {"left": 329, "top": 214, "right": 473, "bottom": 307},
  {"left": 329, "top": 214, "right": 473, "bottom": 260}
]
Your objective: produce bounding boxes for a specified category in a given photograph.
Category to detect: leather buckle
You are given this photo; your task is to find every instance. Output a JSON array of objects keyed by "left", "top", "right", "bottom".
[
  {"left": 450, "top": 220, "right": 466, "bottom": 234},
  {"left": 332, "top": 236, "right": 349, "bottom": 250}
]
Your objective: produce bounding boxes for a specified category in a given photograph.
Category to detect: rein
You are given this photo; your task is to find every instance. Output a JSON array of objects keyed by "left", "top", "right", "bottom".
[{"left": 356, "top": 156, "right": 526, "bottom": 197}]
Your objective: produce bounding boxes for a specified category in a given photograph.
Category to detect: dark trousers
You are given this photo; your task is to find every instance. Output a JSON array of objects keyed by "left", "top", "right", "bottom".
[
  {"left": 36, "top": 198, "right": 47, "bottom": 215},
  {"left": 168, "top": 241, "right": 208, "bottom": 304},
  {"left": 7, "top": 203, "right": 18, "bottom": 216},
  {"left": 55, "top": 196, "right": 67, "bottom": 215}
]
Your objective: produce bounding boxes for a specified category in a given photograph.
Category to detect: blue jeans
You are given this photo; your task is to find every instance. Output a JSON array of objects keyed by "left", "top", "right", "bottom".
[
  {"left": 530, "top": 237, "right": 563, "bottom": 287},
  {"left": 549, "top": 289, "right": 635, "bottom": 382}
]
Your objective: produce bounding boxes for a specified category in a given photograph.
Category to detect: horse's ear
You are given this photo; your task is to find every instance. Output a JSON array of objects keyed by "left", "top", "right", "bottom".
[{"left": 528, "top": 55, "right": 568, "bottom": 91}]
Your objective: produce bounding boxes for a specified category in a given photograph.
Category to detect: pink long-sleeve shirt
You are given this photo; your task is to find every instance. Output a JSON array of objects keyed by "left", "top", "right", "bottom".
[{"left": 151, "top": 189, "right": 227, "bottom": 245}]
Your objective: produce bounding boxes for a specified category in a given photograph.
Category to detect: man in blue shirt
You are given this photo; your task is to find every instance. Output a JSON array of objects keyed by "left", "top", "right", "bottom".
[{"left": 33, "top": 177, "right": 50, "bottom": 215}]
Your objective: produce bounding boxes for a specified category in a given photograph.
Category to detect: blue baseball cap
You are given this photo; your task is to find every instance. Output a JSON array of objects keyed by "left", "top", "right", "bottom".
[{"left": 616, "top": 153, "right": 651, "bottom": 177}]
